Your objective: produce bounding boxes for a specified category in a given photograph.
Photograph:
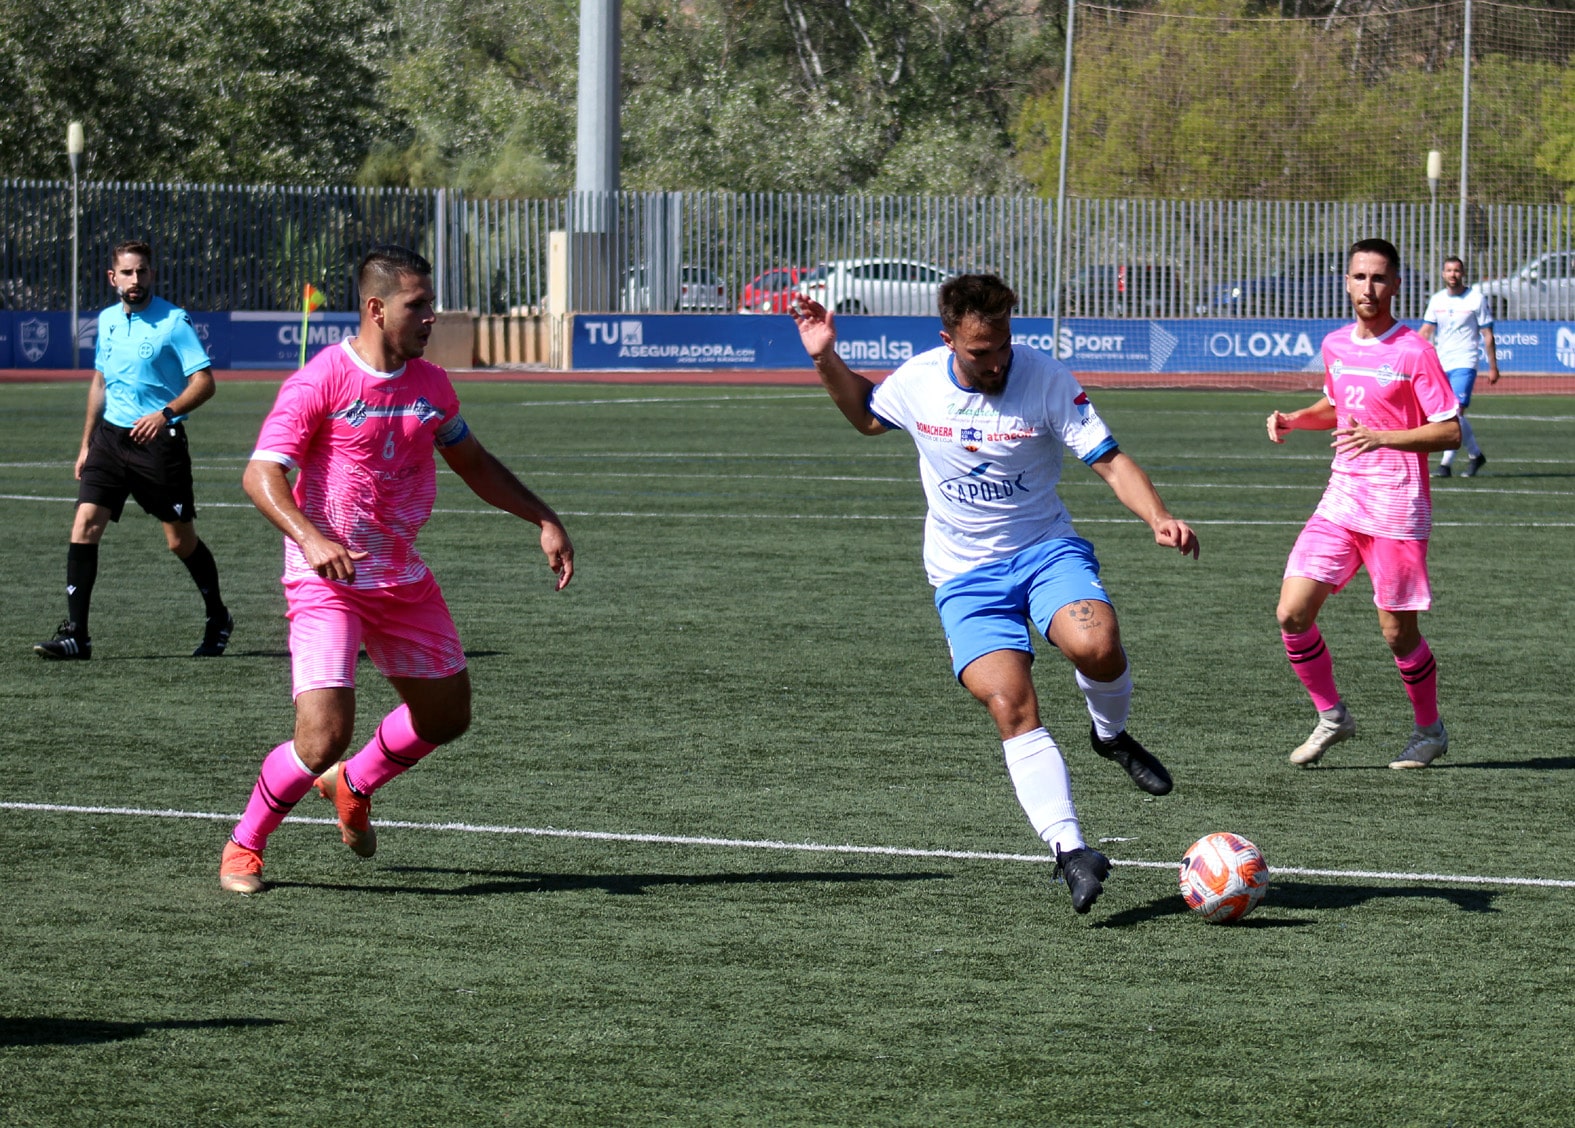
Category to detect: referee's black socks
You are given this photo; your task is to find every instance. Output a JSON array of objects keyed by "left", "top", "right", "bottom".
[
  {"left": 180, "top": 539, "right": 227, "bottom": 618},
  {"left": 65, "top": 542, "right": 98, "bottom": 637}
]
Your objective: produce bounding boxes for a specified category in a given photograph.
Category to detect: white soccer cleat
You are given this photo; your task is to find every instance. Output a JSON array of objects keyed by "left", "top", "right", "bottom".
[
  {"left": 1289, "top": 704, "right": 1356, "bottom": 765},
  {"left": 1390, "top": 721, "right": 1448, "bottom": 769}
]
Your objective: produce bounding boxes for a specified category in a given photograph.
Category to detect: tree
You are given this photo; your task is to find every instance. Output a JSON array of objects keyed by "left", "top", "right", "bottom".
[
  {"left": 0, "top": 0, "right": 390, "bottom": 183},
  {"left": 1013, "top": 0, "right": 1564, "bottom": 203}
]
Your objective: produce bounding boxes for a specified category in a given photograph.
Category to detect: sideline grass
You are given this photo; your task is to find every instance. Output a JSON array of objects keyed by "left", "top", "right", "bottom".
[{"left": 1, "top": 382, "right": 1572, "bottom": 1126}]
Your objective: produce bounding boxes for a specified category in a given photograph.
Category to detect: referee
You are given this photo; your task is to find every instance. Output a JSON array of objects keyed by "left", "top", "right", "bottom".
[{"left": 33, "top": 240, "right": 233, "bottom": 660}]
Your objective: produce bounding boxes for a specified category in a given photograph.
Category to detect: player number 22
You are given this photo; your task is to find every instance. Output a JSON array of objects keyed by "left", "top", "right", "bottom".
[{"left": 1343, "top": 386, "right": 1367, "bottom": 412}]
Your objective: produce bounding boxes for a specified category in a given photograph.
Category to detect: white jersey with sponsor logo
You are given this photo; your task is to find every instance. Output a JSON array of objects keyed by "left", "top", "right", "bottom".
[
  {"left": 868, "top": 343, "right": 1117, "bottom": 586},
  {"left": 1421, "top": 285, "right": 1493, "bottom": 371}
]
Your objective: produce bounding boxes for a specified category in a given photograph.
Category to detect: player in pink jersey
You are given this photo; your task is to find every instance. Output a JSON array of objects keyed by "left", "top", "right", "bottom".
[
  {"left": 219, "top": 245, "right": 574, "bottom": 894},
  {"left": 1266, "top": 238, "right": 1461, "bottom": 770}
]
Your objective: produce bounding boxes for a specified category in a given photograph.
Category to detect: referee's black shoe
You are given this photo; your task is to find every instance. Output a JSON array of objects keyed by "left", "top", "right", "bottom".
[
  {"left": 1091, "top": 725, "right": 1174, "bottom": 796},
  {"left": 1054, "top": 846, "right": 1111, "bottom": 914},
  {"left": 34, "top": 620, "right": 91, "bottom": 661},
  {"left": 193, "top": 611, "right": 234, "bottom": 657}
]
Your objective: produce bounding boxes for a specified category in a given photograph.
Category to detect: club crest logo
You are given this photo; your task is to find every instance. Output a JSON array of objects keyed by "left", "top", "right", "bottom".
[
  {"left": 331, "top": 398, "right": 370, "bottom": 428},
  {"left": 19, "top": 318, "right": 48, "bottom": 363}
]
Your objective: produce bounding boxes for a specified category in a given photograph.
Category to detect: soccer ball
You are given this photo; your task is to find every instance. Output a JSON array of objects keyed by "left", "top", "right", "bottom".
[{"left": 1178, "top": 832, "right": 1270, "bottom": 924}]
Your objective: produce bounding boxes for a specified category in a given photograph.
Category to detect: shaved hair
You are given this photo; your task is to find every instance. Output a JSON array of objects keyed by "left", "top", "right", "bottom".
[{"left": 358, "top": 244, "right": 432, "bottom": 300}]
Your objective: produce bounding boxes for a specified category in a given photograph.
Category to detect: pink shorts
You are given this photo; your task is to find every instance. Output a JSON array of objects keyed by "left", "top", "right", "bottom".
[
  {"left": 1284, "top": 514, "right": 1432, "bottom": 612},
  {"left": 284, "top": 572, "right": 467, "bottom": 696}
]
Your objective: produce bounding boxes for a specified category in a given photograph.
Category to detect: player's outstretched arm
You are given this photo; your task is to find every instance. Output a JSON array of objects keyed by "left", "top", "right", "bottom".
[
  {"left": 440, "top": 433, "right": 573, "bottom": 591},
  {"left": 1089, "top": 451, "right": 1200, "bottom": 559},
  {"left": 1267, "top": 397, "right": 1337, "bottom": 443},
  {"left": 242, "top": 458, "right": 369, "bottom": 582},
  {"left": 789, "top": 298, "right": 886, "bottom": 436}
]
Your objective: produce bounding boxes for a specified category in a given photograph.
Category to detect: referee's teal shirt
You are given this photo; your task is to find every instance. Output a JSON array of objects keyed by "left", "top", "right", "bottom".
[{"left": 94, "top": 297, "right": 211, "bottom": 427}]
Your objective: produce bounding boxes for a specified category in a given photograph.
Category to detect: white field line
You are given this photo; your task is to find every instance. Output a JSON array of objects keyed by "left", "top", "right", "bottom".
[
  {"left": 1, "top": 494, "right": 1571, "bottom": 528},
  {"left": 3, "top": 800, "right": 1573, "bottom": 890}
]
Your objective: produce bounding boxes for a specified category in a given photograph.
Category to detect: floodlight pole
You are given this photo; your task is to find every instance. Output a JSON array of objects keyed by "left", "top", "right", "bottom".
[
  {"left": 1458, "top": 0, "right": 1472, "bottom": 251},
  {"left": 1051, "top": 0, "right": 1075, "bottom": 359},
  {"left": 1427, "top": 150, "right": 1441, "bottom": 275},
  {"left": 67, "top": 121, "right": 84, "bottom": 369}
]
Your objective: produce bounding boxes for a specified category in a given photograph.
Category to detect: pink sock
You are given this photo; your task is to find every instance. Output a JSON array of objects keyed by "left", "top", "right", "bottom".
[
  {"left": 1282, "top": 626, "right": 1341, "bottom": 713},
  {"left": 1396, "top": 639, "right": 1441, "bottom": 728},
  {"left": 341, "top": 704, "right": 439, "bottom": 796},
  {"left": 231, "top": 741, "right": 319, "bottom": 852}
]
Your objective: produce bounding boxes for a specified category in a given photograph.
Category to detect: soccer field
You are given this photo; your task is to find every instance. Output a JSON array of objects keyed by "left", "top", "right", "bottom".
[{"left": 2, "top": 381, "right": 1572, "bottom": 1126}]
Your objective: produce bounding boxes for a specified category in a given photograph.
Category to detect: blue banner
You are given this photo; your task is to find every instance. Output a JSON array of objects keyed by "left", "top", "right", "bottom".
[
  {"left": 569, "top": 313, "right": 1575, "bottom": 376},
  {"left": 0, "top": 309, "right": 357, "bottom": 371},
  {"left": 5, "top": 310, "right": 1575, "bottom": 375},
  {"left": 225, "top": 311, "right": 360, "bottom": 369}
]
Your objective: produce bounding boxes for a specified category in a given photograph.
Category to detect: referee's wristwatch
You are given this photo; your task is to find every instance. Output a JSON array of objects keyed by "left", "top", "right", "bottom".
[{"left": 161, "top": 406, "right": 177, "bottom": 422}]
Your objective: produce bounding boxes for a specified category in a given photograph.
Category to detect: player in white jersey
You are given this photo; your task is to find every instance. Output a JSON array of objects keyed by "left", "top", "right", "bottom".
[
  {"left": 1421, "top": 256, "right": 1499, "bottom": 477},
  {"left": 1267, "top": 238, "right": 1461, "bottom": 770},
  {"left": 792, "top": 274, "right": 1199, "bottom": 915}
]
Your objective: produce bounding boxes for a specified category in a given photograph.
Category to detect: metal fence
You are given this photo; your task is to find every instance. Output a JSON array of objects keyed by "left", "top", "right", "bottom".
[
  {"left": 0, "top": 181, "right": 445, "bottom": 313},
  {"left": 7, "top": 180, "right": 1575, "bottom": 321}
]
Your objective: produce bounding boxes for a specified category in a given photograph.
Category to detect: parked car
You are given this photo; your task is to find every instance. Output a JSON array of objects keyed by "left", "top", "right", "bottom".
[
  {"left": 794, "top": 258, "right": 954, "bottom": 315},
  {"left": 623, "top": 264, "right": 729, "bottom": 312},
  {"left": 1204, "top": 252, "right": 1349, "bottom": 318},
  {"left": 1060, "top": 264, "right": 1183, "bottom": 317},
  {"left": 1477, "top": 251, "right": 1575, "bottom": 319},
  {"left": 738, "top": 266, "right": 806, "bottom": 313}
]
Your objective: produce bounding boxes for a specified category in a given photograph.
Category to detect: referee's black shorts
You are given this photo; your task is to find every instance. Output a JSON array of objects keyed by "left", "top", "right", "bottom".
[{"left": 77, "top": 419, "right": 199, "bottom": 524}]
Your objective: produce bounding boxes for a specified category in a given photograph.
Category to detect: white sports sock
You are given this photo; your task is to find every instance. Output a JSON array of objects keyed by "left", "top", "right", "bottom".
[
  {"left": 1458, "top": 414, "right": 1481, "bottom": 458},
  {"left": 1077, "top": 662, "right": 1133, "bottom": 741},
  {"left": 1003, "top": 728, "right": 1083, "bottom": 856}
]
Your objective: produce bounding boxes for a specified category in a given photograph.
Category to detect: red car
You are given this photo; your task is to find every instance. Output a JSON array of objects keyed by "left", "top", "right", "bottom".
[{"left": 739, "top": 266, "right": 806, "bottom": 313}]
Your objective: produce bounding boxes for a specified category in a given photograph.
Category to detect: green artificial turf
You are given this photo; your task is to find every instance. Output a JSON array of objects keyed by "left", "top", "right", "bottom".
[{"left": 1, "top": 381, "right": 1571, "bottom": 1126}]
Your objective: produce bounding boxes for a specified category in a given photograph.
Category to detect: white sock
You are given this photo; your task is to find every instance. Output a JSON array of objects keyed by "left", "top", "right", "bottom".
[
  {"left": 1459, "top": 415, "right": 1481, "bottom": 458},
  {"left": 1003, "top": 728, "right": 1083, "bottom": 856},
  {"left": 1077, "top": 662, "right": 1133, "bottom": 741}
]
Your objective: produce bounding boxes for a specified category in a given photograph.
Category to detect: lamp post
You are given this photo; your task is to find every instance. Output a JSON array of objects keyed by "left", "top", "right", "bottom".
[
  {"left": 67, "top": 121, "right": 83, "bottom": 369},
  {"left": 1427, "top": 149, "right": 1441, "bottom": 277}
]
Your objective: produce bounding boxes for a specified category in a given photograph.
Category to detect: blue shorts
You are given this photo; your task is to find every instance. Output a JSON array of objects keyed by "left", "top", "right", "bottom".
[
  {"left": 1445, "top": 367, "right": 1478, "bottom": 409},
  {"left": 934, "top": 538, "right": 1111, "bottom": 680}
]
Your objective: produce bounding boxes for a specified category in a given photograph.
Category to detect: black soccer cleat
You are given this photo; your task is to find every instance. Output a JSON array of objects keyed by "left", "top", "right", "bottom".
[
  {"left": 193, "top": 610, "right": 234, "bottom": 657},
  {"left": 1091, "top": 725, "right": 1174, "bottom": 796},
  {"left": 1460, "top": 452, "right": 1486, "bottom": 478},
  {"left": 1054, "top": 846, "right": 1112, "bottom": 914},
  {"left": 34, "top": 620, "right": 91, "bottom": 661}
]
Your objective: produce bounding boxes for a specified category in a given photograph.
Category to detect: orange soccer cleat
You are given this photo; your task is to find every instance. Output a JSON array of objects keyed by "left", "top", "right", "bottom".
[{"left": 314, "top": 762, "right": 377, "bottom": 858}]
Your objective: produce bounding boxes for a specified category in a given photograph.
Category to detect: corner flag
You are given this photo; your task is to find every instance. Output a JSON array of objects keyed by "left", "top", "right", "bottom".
[{"left": 299, "top": 284, "right": 327, "bottom": 368}]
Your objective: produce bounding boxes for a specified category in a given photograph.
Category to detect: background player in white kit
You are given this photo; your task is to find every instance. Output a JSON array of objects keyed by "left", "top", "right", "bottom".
[
  {"left": 791, "top": 273, "right": 1199, "bottom": 915},
  {"left": 1421, "top": 256, "right": 1499, "bottom": 478}
]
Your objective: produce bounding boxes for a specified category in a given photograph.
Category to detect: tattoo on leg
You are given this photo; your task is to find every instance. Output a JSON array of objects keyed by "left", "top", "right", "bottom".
[{"left": 1066, "top": 601, "right": 1098, "bottom": 629}]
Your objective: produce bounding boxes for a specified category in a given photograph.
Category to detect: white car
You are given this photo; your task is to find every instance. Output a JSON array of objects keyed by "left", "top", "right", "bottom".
[
  {"left": 1477, "top": 252, "right": 1575, "bottom": 319},
  {"left": 794, "top": 258, "right": 954, "bottom": 316},
  {"left": 623, "top": 265, "right": 730, "bottom": 312}
]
